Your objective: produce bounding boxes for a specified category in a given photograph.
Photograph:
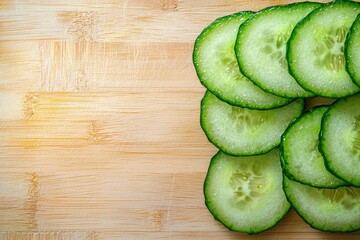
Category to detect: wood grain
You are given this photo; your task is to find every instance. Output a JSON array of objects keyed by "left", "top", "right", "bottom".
[{"left": 0, "top": 0, "right": 359, "bottom": 239}]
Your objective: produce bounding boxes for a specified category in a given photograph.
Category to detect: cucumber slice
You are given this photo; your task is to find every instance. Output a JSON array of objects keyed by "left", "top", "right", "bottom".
[
  {"left": 320, "top": 93, "right": 360, "bottom": 186},
  {"left": 235, "top": 2, "right": 321, "bottom": 98},
  {"left": 200, "top": 91, "right": 304, "bottom": 156},
  {"left": 281, "top": 106, "right": 347, "bottom": 188},
  {"left": 283, "top": 176, "right": 360, "bottom": 232},
  {"left": 288, "top": 0, "right": 360, "bottom": 98},
  {"left": 346, "top": 13, "right": 360, "bottom": 87},
  {"left": 193, "top": 12, "right": 292, "bottom": 110},
  {"left": 204, "top": 149, "right": 291, "bottom": 234}
]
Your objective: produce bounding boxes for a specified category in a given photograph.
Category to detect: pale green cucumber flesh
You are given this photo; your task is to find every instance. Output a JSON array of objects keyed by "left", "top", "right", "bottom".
[{"left": 204, "top": 149, "right": 291, "bottom": 234}]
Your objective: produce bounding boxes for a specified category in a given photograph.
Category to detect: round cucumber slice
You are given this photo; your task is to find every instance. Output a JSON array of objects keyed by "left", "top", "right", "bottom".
[
  {"left": 284, "top": 176, "right": 360, "bottom": 232},
  {"left": 320, "top": 93, "right": 360, "bottom": 187},
  {"left": 281, "top": 106, "right": 348, "bottom": 188},
  {"left": 346, "top": 13, "right": 360, "bottom": 87},
  {"left": 204, "top": 149, "right": 291, "bottom": 234},
  {"left": 235, "top": 2, "right": 321, "bottom": 98},
  {"left": 200, "top": 91, "right": 304, "bottom": 156},
  {"left": 193, "top": 12, "right": 292, "bottom": 109},
  {"left": 288, "top": 0, "right": 360, "bottom": 98}
]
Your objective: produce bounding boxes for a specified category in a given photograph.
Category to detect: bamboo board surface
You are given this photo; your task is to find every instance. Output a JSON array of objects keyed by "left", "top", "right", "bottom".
[{"left": 0, "top": 0, "right": 359, "bottom": 239}]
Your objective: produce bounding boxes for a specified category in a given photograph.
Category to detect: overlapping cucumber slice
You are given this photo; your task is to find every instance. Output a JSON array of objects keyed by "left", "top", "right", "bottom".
[
  {"left": 204, "top": 149, "right": 291, "bottom": 234},
  {"left": 200, "top": 91, "right": 304, "bottom": 156},
  {"left": 193, "top": 12, "right": 292, "bottom": 109},
  {"left": 281, "top": 106, "right": 347, "bottom": 188},
  {"left": 235, "top": 2, "right": 321, "bottom": 98},
  {"left": 284, "top": 176, "right": 360, "bottom": 232},
  {"left": 320, "top": 93, "right": 360, "bottom": 187},
  {"left": 288, "top": 0, "right": 360, "bottom": 97},
  {"left": 346, "top": 13, "right": 360, "bottom": 86}
]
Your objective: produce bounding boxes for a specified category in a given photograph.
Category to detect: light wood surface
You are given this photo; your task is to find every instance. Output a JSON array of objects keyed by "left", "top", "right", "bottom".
[{"left": 0, "top": 0, "right": 359, "bottom": 239}]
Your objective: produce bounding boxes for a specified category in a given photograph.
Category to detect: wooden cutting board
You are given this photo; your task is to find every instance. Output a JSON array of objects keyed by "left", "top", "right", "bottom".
[{"left": 0, "top": 0, "right": 359, "bottom": 239}]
